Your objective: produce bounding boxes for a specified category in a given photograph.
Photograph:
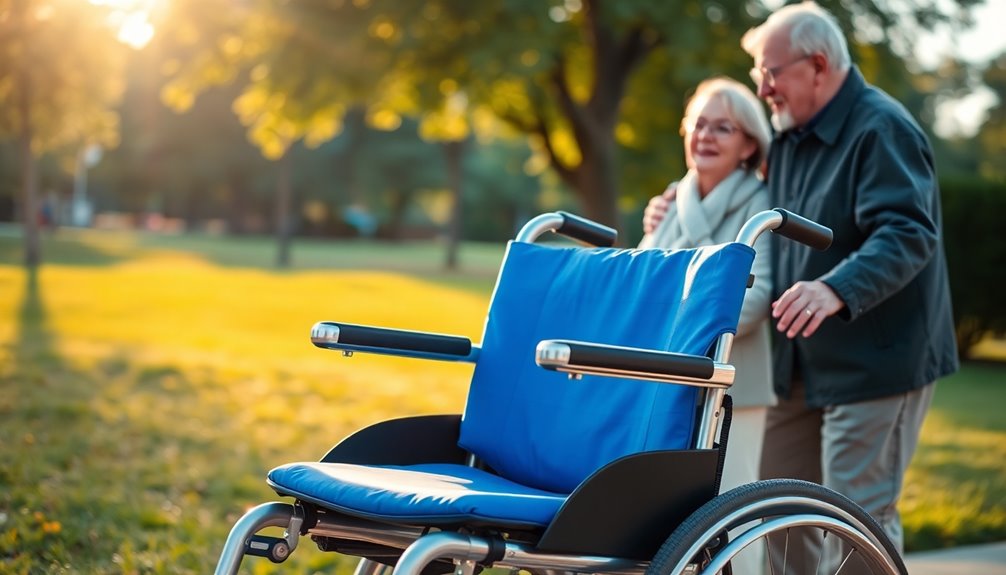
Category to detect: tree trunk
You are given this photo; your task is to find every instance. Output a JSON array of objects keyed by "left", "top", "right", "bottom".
[
  {"left": 387, "top": 190, "right": 410, "bottom": 241},
  {"left": 226, "top": 170, "right": 249, "bottom": 234},
  {"left": 573, "top": 137, "right": 620, "bottom": 234},
  {"left": 443, "top": 139, "right": 466, "bottom": 270},
  {"left": 18, "top": 63, "right": 40, "bottom": 269},
  {"left": 275, "top": 151, "right": 293, "bottom": 268},
  {"left": 542, "top": 4, "right": 653, "bottom": 237}
]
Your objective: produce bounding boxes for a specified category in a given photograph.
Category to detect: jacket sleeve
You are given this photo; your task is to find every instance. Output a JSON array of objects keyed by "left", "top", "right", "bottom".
[
  {"left": 735, "top": 193, "right": 773, "bottom": 337},
  {"left": 818, "top": 120, "right": 939, "bottom": 322}
]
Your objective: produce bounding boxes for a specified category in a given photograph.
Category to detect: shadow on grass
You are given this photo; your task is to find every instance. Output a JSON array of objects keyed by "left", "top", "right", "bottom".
[
  {"left": 0, "top": 268, "right": 347, "bottom": 573},
  {"left": 0, "top": 229, "right": 120, "bottom": 267},
  {"left": 0, "top": 271, "right": 237, "bottom": 571}
]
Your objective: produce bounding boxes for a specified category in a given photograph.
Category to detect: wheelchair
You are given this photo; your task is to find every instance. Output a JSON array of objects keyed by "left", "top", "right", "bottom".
[{"left": 213, "top": 210, "right": 907, "bottom": 575}]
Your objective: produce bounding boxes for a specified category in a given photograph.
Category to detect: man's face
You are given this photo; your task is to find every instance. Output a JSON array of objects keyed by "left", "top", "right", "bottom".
[{"left": 750, "top": 30, "right": 818, "bottom": 131}]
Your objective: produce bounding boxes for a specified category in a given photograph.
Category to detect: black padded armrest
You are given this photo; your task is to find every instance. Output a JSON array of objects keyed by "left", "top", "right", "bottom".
[
  {"left": 311, "top": 321, "right": 476, "bottom": 362},
  {"left": 536, "top": 339, "right": 733, "bottom": 388}
]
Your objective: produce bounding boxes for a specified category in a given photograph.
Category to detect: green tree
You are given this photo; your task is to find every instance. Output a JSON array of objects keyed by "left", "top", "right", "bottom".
[
  {"left": 356, "top": 0, "right": 982, "bottom": 232},
  {"left": 940, "top": 177, "right": 1006, "bottom": 358},
  {"left": 0, "top": 0, "right": 125, "bottom": 267},
  {"left": 153, "top": 0, "right": 389, "bottom": 266},
  {"left": 978, "top": 52, "right": 1006, "bottom": 181},
  {"left": 91, "top": 46, "right": 275, "bottom": 233},
  {"left": 155, "top": 0, "right": 982, "bottom": 238}
]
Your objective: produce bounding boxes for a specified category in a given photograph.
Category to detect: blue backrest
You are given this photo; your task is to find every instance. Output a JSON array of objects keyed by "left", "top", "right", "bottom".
[{"left": 457, "top": 241, "right": 754, "bottom": 494}]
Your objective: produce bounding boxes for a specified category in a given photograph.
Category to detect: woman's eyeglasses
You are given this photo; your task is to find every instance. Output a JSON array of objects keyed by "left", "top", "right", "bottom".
[{"left": 683, "top": 118, "right": 741, "bottom": 138}]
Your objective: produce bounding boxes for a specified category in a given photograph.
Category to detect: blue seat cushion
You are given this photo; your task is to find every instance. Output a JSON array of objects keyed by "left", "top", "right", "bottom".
[{"left": 267, "top": 462, "right": 566, "bottom": 527}]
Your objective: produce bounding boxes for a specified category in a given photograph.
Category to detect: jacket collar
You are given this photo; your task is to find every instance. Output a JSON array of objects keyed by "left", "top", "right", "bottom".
[{"left": 787, "top": 65, "right": 865, "bottom": 146}]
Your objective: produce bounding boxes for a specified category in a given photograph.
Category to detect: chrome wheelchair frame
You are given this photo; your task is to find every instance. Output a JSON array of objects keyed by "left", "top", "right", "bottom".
[{"left": 212, "top": 210, "right": 906, "bottom": 575}]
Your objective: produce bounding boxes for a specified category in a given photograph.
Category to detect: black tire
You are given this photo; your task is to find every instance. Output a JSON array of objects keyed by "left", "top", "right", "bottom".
[{"left": 647, "top": 479, "right": 908, "bottom": 575}]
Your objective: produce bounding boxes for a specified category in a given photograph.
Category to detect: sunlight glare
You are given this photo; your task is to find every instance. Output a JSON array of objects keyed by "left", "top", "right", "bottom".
[
  {"left": 118, "top": 12, "right": 155, "bottom": 48},
  {"left": 89, "top": 0, "right": 164, "bottom": 49}
]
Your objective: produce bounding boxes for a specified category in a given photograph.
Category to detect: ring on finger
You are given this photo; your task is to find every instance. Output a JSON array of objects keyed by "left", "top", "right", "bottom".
[{"left": 805, "top": 308, "right": 814, "bottom": 316}]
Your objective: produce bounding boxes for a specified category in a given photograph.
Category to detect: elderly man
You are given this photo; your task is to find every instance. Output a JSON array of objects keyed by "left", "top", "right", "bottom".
[{"left": 644, "top": 2, "right": 957, "bottom": 572}]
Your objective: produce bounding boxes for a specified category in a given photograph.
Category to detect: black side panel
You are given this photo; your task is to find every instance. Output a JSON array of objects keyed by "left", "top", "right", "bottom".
[
  {"left": 536, "top": 449, "right": 719, "bottom": 560},
  {"left": 321, "top": 414, "right": 467, "bottom": 465}
]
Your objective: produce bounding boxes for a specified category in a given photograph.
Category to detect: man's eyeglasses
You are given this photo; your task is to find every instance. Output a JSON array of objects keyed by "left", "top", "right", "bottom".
[
  {"left": 683, "top": 118, "right": 741, "bottom": 138},
  {"left": 749, "top": 54, "right": 813, "bottom": 87}
]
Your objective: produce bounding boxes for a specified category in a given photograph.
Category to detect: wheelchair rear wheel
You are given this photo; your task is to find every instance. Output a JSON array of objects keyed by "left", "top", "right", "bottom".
[{"left": 647, "top": 479, "right": 907, "bottom": 575}]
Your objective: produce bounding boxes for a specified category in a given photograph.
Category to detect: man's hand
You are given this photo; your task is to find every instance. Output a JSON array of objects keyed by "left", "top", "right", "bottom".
[
  {"left": 642, "top": 182, "right": 678, "bottom": 234},
  {"left": 772, "top": 280, "right": 845, "bottom": 338}
]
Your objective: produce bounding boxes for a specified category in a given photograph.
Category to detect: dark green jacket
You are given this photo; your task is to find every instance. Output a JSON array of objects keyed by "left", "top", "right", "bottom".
[{"left": 767, "top": 66, "right": 958, "bottom": 407}]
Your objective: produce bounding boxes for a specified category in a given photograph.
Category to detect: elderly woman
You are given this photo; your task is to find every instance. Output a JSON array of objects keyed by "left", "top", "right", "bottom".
[{"left": 639, "top": 76, "right": 773, "bottom": 574}]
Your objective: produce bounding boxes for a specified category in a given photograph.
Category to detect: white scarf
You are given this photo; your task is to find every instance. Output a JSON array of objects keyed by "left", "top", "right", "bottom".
[{"left": 640, "top": 168, "right": 763, "bottom": 250}]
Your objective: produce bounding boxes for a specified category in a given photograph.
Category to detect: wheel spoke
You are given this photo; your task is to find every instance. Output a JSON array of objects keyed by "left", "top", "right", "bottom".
[
  {"left": 767, "top": 531, "right": 778, "bottom": 575},
  {"left": 645, "top": 480, "right": 905, "bottom": 575},
  {"left": 782, "top": 528, "right": 789, "bottom": 574},
  {"left": 833, "top": 546, "right": 855, "bottom": 575},
  {"left": 816, "top": 529, "right": 827, "bottom": 575}
]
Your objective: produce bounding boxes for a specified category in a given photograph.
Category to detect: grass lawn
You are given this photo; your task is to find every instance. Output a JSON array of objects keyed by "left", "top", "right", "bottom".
[
  {"left": 901, "top": 361, "right": 1006, "bottom": 551},
  {"left": 1, "top": 227, "right": 1003, "bottom": 573}
]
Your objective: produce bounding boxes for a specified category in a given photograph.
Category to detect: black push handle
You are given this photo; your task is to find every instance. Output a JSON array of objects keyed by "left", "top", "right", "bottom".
[
  {"left": 556, "top": 211, "right": 618, "bottom": 247},
  {"left": 772, "top": 208, "right": 833, "bottom": 251}
]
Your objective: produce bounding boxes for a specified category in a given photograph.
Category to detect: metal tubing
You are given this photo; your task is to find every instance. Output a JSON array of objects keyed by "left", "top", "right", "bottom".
[
  {"left": 213, "top": 502, "right": 296, "bottom": 575},
  {"left": 546, "top": 364, "right": 734, "bottom": 389},
  {"left": 354, "top": 558, "right": 392, "bottom": 575},
  {"left": 695, "top": 332, "right": 734, "bottom": 449},
  {"left": 495, "top": 540, "right": 647, "bottom": 574},
  {"left": 314, "top": 517, "right": 648, "bottom": 575},
  {"left": 515, "top": 213, "right": 564, "bottom": 243},
  {"left": 393, "top": 532, "right": 491, "bottom": 575},
  {"left": 535, "top": 341, "right": 735, "bottom": 389},
  {"left": 310, "top": 514, "right": 426, "bottom": 550},
  {"left": 697, "top": 514, "right": 897, "bottom": 575},
  {"left": 734, "top": 210, "right": 783, "bottom": 247}
]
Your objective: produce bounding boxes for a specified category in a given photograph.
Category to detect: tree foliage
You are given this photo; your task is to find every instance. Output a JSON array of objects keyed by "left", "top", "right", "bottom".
[
  {"left": 0, "top": 0, "right": 125, "bottom": 150},
  {"left": 977, "top": 52, "right": 1006, "bottom": 181},
  {"left": 154, "top": 0, "right": 982, "bottom": 235},
  {"left": 0, "top": 0, "right": 126, "bottom": 266},
  {"left": 940, "top": 177, "right": 1006, "bottom": 358}
]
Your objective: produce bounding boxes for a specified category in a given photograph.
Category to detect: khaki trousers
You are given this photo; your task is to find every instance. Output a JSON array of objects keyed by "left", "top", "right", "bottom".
[{"left": 759, "top": 380, "right": 934, "bottom": 574}]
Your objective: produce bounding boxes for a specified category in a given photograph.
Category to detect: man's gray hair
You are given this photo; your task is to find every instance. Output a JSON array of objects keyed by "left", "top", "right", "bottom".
[{"left": 742, "top": 1, "right": 851, "bottom": 72}]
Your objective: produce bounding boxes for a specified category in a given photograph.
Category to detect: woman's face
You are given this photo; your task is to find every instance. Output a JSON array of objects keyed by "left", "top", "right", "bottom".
[{"left": 684, "top": 95, "right": 757, "bottom": 178}]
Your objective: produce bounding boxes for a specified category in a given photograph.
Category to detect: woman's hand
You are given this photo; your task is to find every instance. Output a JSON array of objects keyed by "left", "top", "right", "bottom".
[{"left": 642, "top": 182, "right": 678, "bottom": 234}]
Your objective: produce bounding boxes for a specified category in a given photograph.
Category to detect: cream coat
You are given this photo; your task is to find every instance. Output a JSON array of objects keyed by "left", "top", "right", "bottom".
[{"left": 639, "top": 169, "right": 775, "bottom": 408}]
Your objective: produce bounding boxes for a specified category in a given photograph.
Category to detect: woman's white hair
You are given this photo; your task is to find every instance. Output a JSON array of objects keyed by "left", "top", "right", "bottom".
[
  {"left": 741, "top": 1, "right": 851, "bottom": 72},
  {"left": 682, "top": 77, "right": 772, "bottom": 172}
]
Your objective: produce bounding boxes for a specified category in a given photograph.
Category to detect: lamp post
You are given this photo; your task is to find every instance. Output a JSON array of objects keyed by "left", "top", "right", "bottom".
[{"left": 72, "top": 144, "right": 103, "bottom": 227}]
